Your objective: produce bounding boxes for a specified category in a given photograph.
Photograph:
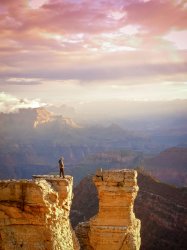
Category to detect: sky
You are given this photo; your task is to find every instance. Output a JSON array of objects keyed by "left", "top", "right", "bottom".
[{"left": 0, "top": 0, "right": 187, "bottom": 111}]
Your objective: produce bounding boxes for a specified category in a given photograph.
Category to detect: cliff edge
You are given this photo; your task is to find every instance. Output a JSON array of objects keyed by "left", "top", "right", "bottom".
[
  {"left": 76, "top": 169, "right": 141, "bottom": 250},
  {"left": 0, "top": 175, "right": 79, "bottom": 250}
]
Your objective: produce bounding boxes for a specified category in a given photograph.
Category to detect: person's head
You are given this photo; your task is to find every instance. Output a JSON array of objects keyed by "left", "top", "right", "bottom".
[{"left": 61, "top": 157, "right": 64, "bottom": 161}]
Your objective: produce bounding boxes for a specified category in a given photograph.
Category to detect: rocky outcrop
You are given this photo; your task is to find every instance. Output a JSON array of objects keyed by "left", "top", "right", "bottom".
[
  {"left": 33, "top": 108, "right": 54, "bottom": 128},
  {"left": 71, "top": 171, "right": 187, "bottom": 250},
  {"left": 76, "top": 169, "right": 141, "bottom": 250},
  {"left": 0, "top": 175, "right": 79, "bottom": 250}
]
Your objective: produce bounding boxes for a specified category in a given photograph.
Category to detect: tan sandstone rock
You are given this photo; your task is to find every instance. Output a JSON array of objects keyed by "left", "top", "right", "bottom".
[
  {"left": 0, "top": 175, "right": 79, "bottom": 250},
  {"left": 76, "top": 169, "right": 141, "bottom": 250}
]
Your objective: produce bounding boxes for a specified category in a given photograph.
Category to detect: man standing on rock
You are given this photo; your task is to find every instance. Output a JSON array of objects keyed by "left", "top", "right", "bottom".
[{"left": 58, "top": 157, "right": 65, "bottom": 178}]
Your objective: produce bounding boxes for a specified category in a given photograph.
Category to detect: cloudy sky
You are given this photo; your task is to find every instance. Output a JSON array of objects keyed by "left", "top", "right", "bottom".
[{"left": 0, "top": 0, "right": 187, "bottom": 109}]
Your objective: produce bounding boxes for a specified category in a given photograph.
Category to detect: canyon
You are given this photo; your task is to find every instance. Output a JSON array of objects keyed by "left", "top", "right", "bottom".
[
  {"left": 71, "top": 171, "right": 187, "bottom": 250},
  {"left": 0, "top": 108, "right": 148, "bottom": 180},
  {"left": 0, "top": 170, "right": 140, "bottom": 250},
  {"left": 1, "top": 107, "right": 187, "bottom": 187}
]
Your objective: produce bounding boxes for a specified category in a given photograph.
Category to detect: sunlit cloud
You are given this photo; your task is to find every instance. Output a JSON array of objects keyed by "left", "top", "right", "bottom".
[
  {"left": 29, "top": 0, "right": 48, "bottom": 9},
  {"left": 164, "top": 29, "right": 187, "bottom": 50},
  {"left": 107, "top": 11, "right": 127, "bottom": 21},
  {"left": 0, "top": 0, "right": 187, "bottom": 104},
  {"left": 7, "top": 78, "right": 43, "bottom": 85},
  {"left": 0, "top": 92, "right": 46, "bottom": 113}
]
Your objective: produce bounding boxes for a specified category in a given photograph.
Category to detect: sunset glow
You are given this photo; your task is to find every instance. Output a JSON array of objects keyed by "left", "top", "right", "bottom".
[{"left": 0, "top": 0, "right": 187, "bottom": 107}]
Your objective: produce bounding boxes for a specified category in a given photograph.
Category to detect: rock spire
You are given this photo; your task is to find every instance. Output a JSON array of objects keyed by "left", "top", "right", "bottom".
[{"left": 76, "top": 169, "right": 141, "bottom": 250}]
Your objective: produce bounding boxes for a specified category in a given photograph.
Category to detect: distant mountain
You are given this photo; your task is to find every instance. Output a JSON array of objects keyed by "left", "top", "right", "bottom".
[
  {"left": 143, "top": 147, "right": 187, "bottom": 186},
  {"left": 47, "top": 104, "right": 76, "bottom": 117},
  {"left": 1, "top": 108, "right": 186, "bottom": 184},
  {"left": 0, "top": 107, "right": 52, "bottom": 130},
  {"left": 0, "top": 108, "right": 150, "bottom": 180},
  {"left": 71, "top": 171, "right": 187, "bottom": 250},
  {"left": 65, "top": 149, "right": 144, "bottom": 185},
  {"left": 0, "top": 108, "right": 82, "bottom": 179},
  {"left": 0, "top": 107, "right": 80, "bottom": 131},
  {"left": 78, "top": 147, "right": 187, "bottom": 187}
]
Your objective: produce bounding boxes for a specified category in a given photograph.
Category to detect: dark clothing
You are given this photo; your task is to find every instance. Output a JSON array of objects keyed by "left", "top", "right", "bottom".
[
  {"left": 59, "top": 168, "right": 65, "bottom": 178},
  {"left": 59, "top": 159, "right": 65, "bottom": 178}
]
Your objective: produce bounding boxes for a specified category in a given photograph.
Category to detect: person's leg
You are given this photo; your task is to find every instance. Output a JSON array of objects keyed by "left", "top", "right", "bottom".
[
  {"left": 59, "top": 169, "right": 61, "bottom": 177},
  {"left": 62, "top": 168, "right": 65, "bottom": 178}
]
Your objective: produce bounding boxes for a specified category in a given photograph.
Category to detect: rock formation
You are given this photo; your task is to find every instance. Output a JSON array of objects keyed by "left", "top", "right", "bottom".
[
  {"left": 71, "top": 171, "right": 187, "bottom": 250},
  {"left": 0, "top": 175, "right": 79, "bottom": 250},
  {"left": 76, "top": 169, "right": 141, "bottom": 250}
]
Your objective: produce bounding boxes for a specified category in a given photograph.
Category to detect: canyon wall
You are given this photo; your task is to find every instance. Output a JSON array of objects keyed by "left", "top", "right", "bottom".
[
  {"left": 72, "top": 171, "right": 187, "bottom": 250},
  {"left": 76, "top": 169, "right": 141, "bottom": 250},
  {"left": 0, "top": 175, "right": 79, "bottom": 250}
]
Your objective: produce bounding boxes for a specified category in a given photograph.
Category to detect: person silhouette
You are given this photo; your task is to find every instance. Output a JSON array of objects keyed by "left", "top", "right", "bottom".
[{"left": 58, "top": 157, "right": 65, "bottom": 178}]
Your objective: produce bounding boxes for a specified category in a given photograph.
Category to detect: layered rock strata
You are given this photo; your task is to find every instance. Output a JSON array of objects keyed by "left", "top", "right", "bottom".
[
  {"left": 72, "top": 171, "right": 187, "bottom": 250},
  {"left": 76, "top": 169, "right": 141, "bottom": 250},
  {"left": 0, "top": 175, "right": 79, "bottom": 250}
]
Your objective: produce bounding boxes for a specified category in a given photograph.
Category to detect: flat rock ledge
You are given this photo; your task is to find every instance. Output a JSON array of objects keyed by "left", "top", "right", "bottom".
[{"left": 0, "top": 175, "right": 79, "bottom": 250}]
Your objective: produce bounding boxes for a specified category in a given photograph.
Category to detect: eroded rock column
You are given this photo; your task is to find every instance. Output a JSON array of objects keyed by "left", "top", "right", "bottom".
[{"left": 76, "top": 169, "right": 141, "bottom": 250}]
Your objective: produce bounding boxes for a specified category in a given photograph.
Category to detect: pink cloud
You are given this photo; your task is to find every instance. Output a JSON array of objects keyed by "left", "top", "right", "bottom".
[
  {"left": 0, "top": 0, "right": 187, "bottom": 89},
  {"left": 125, "top": 0, "right": 187, "bottom": 34},
  {"left": 1, "top": 0, "right": 187, "bottom": 41}
]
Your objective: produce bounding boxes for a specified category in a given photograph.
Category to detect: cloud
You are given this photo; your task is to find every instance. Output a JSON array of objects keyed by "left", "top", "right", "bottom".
[
  {"left": 1, "top": 61, "right": 186, "bottom": 83},
  {"left": 0, "top": 0, "right": 187, "bottom": 102},
  {"left": 0, "top": 92, "right": 46, "bottom": 113},
  {"left": 6, "top": 77, "right": 43, "bottom": 85},
  {"left": 164, "top": 29, "right": 187, "bottom": 50},
  {"left": 29, "top": 0, "right": 48, "bottom": 9},
  {"left": 1, "top": 0, "right": 186, "bottom": 38},
  {"left": 0, "top": 0, "right": 186, "bottom": 54},
  {"left": 125, "top": 0, "right": 187, "bottom": 35}
]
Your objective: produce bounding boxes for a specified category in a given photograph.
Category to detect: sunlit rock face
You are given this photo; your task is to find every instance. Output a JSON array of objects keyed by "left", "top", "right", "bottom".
[
  {"left": 76, "top": 169, "right": 141, "bottom": 250},
  {"left": 0, "top": 175, "right": 79, "bottom": 250}
]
